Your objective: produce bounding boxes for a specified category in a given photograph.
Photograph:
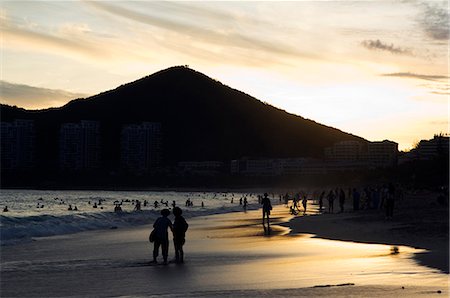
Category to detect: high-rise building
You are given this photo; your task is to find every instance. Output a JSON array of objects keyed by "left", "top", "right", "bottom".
[
  {"left": 367, "top": 140, "right": 398, "bottom": 168},
  {"left": 1, "top": 119, "right": 35, "bottom": 171},
  {"left": 325, "top": 141, "right": 363, "bottom": 161},
  {"left": 121, "top": 122, "right": 162, "bottom": 174},
  {"left": 59, "top": 121, "right": 100, "bottom": 171},
  {"left": 416, "top": 134, "right": 449, "bottom": 160}
]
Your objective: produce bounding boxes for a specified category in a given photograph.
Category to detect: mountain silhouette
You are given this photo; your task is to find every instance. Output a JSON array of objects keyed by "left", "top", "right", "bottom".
[{"left": 1, "top": 66, "right": 366, "bottom": 174}]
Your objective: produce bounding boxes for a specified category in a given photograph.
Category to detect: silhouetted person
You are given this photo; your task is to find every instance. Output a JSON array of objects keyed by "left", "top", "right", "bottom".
[
  {"left": 172, "top": 207, "right": 189, "bottom": 263},
  {"left": 134, "top": 200, "right": 141, "bottom": 211},
  {"left": 3, "top": 206, "right": 8, "bottom": 212},
  {"left": 152, "top": 209, "right": 173, "bottom": 264},
  {"left": 319, "top": 191, "right": 325, "bottom": 211},
  {"left": 327, "top": 190, "right": 335, "bottom": 213},
  {"left": 284, "top": 193, "right": 289, "bottom": 205},
  {"left": 68, "top": 204, "right": 73, "bottom": 211},
  {"left": 261, "top": 193, "right": 272, "bottom": 234},
  {"left": 339, "top": 189, "right": 345, "bottom": 213},
  {"left": 302, "top": 195, "right": 307, "bottom": 215},
  {"left": 386, "top": 183, "right": 395, "bottom": 219}
]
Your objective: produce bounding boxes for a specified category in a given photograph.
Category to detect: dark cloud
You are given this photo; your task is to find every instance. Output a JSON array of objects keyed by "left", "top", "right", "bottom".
[
  {"left": 382, "top": 72, "right": 449, "bottom": 81},
  {"left": 0, "top": 81, "right": 88, "bottom": 109},
  {"left": 361, "top": 39, "right": 412, "bottom": 55},
  {"left": 419, "top": 2, "right": 449, "bottom": 41}
]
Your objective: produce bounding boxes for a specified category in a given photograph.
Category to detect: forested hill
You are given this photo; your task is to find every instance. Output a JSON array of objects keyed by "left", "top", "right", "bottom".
[{"left": 1, "top": 66, "right": 366, "bottom": 169}]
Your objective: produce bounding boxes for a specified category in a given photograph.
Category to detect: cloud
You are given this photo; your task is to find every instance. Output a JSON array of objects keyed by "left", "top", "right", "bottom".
[
  {"left": 361, "top": 39, "right": 412, "bottom": 55},
  {"left": 0, "top": 81, "right": 88, "bottom": 109},
  {"left": 383, "top": 72, "right": 449, "bottom": 97},
  {"left": 431, "top": 91, "right": 450, "bottom": 96},
  {"left": 85, "top": 1, "right": 321, "bottom": 63},
  {"left": 418, "top": 2, "right": 449, "bottom": 41},
  {"left": 382, "top": 72, "right": 449, "bottom": 82},
  {"left": 1, "top": 14, "right": 115, "bottom": 60}
]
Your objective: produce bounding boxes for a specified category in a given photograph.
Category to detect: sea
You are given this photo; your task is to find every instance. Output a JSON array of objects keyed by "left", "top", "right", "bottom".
[{"left": 0, "top": 189, "right": 261, "bottom": 245}]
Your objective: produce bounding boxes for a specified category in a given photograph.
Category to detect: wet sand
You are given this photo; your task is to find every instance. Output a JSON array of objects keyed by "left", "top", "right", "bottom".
[
  {"left": 286, "top": 191, "right": 449, "bottom": 273},
  {"left": 1, "top": 203, "right": 448, "bottom": 297}
]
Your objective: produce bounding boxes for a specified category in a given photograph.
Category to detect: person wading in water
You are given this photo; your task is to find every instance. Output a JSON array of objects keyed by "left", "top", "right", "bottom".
[{"left": 261, "top": 193, "right": 272, "bottom": 235}]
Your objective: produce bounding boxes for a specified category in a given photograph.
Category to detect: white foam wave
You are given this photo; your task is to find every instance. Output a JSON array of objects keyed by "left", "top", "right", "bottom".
[{"left": 0, "top": 204, "right": 259, "bottom": 246}]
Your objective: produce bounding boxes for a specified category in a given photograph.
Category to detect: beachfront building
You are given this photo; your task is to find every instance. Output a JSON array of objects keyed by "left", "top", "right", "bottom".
[
  {"left": 300, "top": 159, "right": 328, "bottom": 175},
  {"left": 121, "top": 122, "right": 162, "bottom": 174},
  {"left": 59, "top": 121, "right": 101, "bottom": 172},
  {"left": 279, "top": 158, "right": 307, "bottom": 175},
  {"left": 366, "top": 140, "right": 398, "bottom": 168},
  {"left": 177, "top": 161, "right": 224, "bottom": 176},
  {"left": 324, "top": 141, "right": 363, "bottom": 161},
  {"left": 231, "top": 158, "right": 320, "bottom": 176},
  {"left": 416, "top": 134, "right": 449, "bottom": 160},
  {"left": 231, "top": 158, "right": 283, "bottom": 176},
  {"left": 0, "top": 119, "right": 35, "bottom": 171}
]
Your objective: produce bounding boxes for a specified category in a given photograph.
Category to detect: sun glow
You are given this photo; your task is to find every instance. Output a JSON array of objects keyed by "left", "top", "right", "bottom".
[{"left": 1, "top": 1, "right": 448, "bottom": 149}]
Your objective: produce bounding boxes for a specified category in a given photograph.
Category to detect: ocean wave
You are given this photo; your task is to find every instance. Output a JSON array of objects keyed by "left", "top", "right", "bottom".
[{"left": 0, "top": 204, "right": 259, "bottom": 246}]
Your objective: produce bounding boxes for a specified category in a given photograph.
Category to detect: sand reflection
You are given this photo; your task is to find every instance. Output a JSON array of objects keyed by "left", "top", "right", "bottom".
[{"left": 187, "top": 205, "right": 448, "bottom": 291}]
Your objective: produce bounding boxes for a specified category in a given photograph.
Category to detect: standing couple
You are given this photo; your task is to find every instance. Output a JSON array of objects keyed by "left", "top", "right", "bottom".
[{"left": 150, "top": 207, "right": 189, "bottom": 264}]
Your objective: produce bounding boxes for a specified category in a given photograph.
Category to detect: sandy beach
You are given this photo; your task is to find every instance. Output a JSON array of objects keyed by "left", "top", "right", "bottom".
[
  {"left": 1, "top": 199, "right": 448, "bottom": 297},
  {"left": 286, "top": 190, "right": 449, "bottom": 273}
]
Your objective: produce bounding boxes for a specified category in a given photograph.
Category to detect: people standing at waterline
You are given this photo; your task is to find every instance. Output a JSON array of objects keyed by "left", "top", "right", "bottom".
[
  {"left": 318, "top": 191, "right": 325, "bottom": 211},
  {"left": 261, "top": 193, "right": 272, "bottom": 234},
  {"left": 172, "top": 207, "right": 189, "bottom": 263},
  {"left": 327, "top": 190, "right": 335, "bottom": 213},
  {"left": 386, "top": 183, "right": 396, "bottom": 219},
  {"left": 151, "top": 209, "right": 173, "bottom": 265},
  {"left": 302, "top": 195, "right": 307, "bottom": 215}
]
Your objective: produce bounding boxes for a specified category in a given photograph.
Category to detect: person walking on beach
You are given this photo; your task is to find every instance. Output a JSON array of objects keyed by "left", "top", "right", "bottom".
[
  {"left": 339, "top": 188, "right": 346, "bottom": 213},
  {"left": 385, "top": 183, "right": 396, "bottom": 219},
  {"left": 302, "top": 195, "right": 307, "bottom": 215},
  {"left": 318, "top": 191, "right": 325, "bottom": 212},
  {"left": 293, "top": 194, "right": 299, "bottom": 210},
  {"left": 327, "top": 190, "right": 335, "bottom": 213},
  {"left": 172, "top": 207, "right": 189, "bottom": 263},
  {"left": 151, "top": 209, "right": 173, "bottom": 265},
  {"left": 261, "top": 193, "right": 272, "bottom": 234}
]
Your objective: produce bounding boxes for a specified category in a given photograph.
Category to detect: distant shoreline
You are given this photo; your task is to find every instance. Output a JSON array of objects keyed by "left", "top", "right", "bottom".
[{"left": 285, "top": 191, "right": 449, "bottom": 273}]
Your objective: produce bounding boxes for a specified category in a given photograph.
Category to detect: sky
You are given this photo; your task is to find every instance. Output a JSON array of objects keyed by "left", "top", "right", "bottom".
[{"left": 1, "top": 1, "right": 449, "bottom": 150}]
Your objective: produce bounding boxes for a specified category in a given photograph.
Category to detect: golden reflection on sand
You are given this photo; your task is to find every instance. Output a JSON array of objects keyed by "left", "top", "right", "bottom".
[{"left": 186, "top": 204, "right": 448, "bottom": 290}]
